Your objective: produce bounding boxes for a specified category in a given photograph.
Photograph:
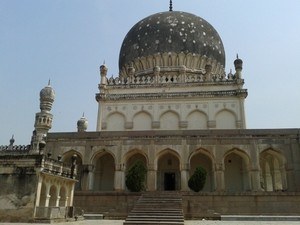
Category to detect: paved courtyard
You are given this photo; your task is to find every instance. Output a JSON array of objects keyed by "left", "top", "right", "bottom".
[{"left": 2, "top": 220, "right": 300, "bottom": 225}]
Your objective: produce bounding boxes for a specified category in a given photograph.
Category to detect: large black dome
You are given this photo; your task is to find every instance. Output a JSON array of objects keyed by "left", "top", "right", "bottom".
[{"left": 119, "top": 11, "right": 225, "bottom": 71}]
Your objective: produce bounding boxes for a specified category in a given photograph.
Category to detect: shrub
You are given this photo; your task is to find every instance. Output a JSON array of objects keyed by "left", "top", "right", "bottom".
[
  {"left": 125, "top": 160, "right": 147, "bottom": 192},
  {"left": 188, "top": 166, "right": 207, "bottom": 192}
]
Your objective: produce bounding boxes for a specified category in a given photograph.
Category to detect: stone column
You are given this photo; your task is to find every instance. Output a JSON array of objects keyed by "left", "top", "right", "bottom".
[
  {"left": 251, "top": 168, "right": 262, "bottom": 191},
  {"left": 35, "top": 176, "right": 43, "bottom": 207},
  {"left": 180, "top": 163, "right": 189, "bottom": 191},
  {"left": 44, "top": 184, "right": 51, "bottom": 207},
  {"left": 114, "top": 164, "right": 125, "bottom": 191},
  {"left": 45, "top": 194, "right": 51, "bottom": 207},
  {"left": 81, "top": 165, "right": 94, "bottom": 191},
  {"left": 147, "top": 164, "right": 157, "bottom": 191},
  {"left": 69, "top": 183, "right": 75, "bottom": 206},
  {"left": 280, "top": 165, "right": 288, "bottom": 191},
  {"left": 55, "top": 196, "right": 61, "bottom": 207},
  {"left": 215, "top": 163, "right": 225, "bottom": 192}
]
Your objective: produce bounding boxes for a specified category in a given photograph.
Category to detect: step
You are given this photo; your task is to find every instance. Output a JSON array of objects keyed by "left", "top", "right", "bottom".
[
  {"left": 124, "top": 192, "right": 184, "bottom": 225},
  {"left": 83, "top": 213, "right": 104, "bottom": 220},
  {"left": 124, "top": 222, "right": 184, "bottom": 225}
]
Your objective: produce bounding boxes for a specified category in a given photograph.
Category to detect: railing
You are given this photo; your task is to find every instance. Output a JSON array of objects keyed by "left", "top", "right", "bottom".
[
  {"left": 106, "top": 72, "right": 240, "bottom": 86},
  {"left": 42, "top": 158, "right": 76, "bottom": 179},
  {"left": 0, "top": 145, "right": 30, "bottom": 152}
]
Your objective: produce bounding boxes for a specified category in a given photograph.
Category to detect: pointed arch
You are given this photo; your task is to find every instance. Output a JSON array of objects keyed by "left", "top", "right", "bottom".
[
  {"left": 106, "top": 112, "right": 126, "bottom": 131},
  {"left": 93, "top": 151, "right": 115, "bottom": 191},
  {"left": 187, "top": 110, "right": 208, "bottom": 129},
  {"left": 133, "top": 111, "right": 152, "bottom": 130},
  {"left": 123, "top": 149, "right": 149, "bottom": 167},
  {"left": 159, "top": 110, "right": 180, "bottom": 130},
  {"left": 156, "top": 149, "right": 181, "bottom": 191},
  {"left": 189, "top": 148, "right": 214, "bottom": 191},
  {"left": 124, "top": 150, "right": 148, "bottom": 191},
  {"left": 49, "top": 185, "right": 58, "bottom": 207},
  {"left": 59, "top": 186, "right": 67, "bottom": 207},
  {"left": 223, "top": 148, "right": 251, "bottom": 192},
  {"left": 215, "top": 109, "right": 237, "bottom": 129},
  {"left": 260, "top": 148, "right": 287, "bottom": 191}
]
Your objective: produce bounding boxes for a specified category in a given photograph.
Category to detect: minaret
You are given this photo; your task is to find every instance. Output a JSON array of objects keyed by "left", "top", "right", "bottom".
[{"left": 30, "top": 81, "right": 55, "bottom": 154}]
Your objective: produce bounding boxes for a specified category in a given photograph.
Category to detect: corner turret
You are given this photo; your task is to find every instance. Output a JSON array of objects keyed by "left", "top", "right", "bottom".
[
  {"left": 234, "top": 54, "right": 243, "bottom": 79},
  {"left": 77, "top": 113, "right": 88, "bottom": 132}
]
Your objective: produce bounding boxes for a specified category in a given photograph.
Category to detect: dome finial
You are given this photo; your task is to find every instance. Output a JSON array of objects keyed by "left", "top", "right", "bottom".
[
  {"left": 48, "top": 79, "right": 51, "bottom": 86},
  {"left": 9, "top": 135, "right": 15, "bottom": 146},
  {"left": 169, "top": 0, "right": 173, "bottom": 11}
]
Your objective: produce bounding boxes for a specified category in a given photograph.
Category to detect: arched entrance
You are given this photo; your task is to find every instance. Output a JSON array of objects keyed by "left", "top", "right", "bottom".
[
  {"left": 260, "top": 149, "right": 287, "bottom": 191},
  {"left": 93, "top": 152, "right": 115, "bottom": 191},
  {"left": 157, "top": 150, "right": 180, "bottom": 191},
  {"left": 125, "top": 152, "right": 148, "bottom": 190},
  {"left": 224, "top": 150, "right": 251, "bottom": 192},
  {"left": 190, "top": 151, "right": 214, "bottom": 191}
]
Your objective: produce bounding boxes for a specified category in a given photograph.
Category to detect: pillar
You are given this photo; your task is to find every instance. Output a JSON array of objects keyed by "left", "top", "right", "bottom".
[
  {"left": 69, "top": 183, "right": 75, "bottom": 206},
  {"left": 180, "top": 163, "right": 189, "bottom": 191},
  {"left": 251, "top": 169, "right": 262, "bottom": 191},
  {"left": 55, "top": 196, "right": 61, "bottom": 207},
  {"left": 215, "top": 163, "right": 225, "bottom": 192},
  {"left": 280, "top": 165, "right": 288, "bottom": 191},
  {"left": 147, "top": 164, "right": 157, "bottom": 191},
  {"left": 114, "top": 164, "right": 125, "bottom": 191},
  {"left": 81, "top": 164, "right": 94, "bottom": 191}
]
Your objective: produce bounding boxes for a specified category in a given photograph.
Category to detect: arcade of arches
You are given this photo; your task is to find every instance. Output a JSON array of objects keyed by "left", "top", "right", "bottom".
[{"left": 62, "top": 147, "right": 289, "bottom": 193}]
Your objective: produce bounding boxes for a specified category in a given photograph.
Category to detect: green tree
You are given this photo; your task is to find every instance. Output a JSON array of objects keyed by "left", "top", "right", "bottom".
[
  {"left": 188, "top": 166, "right": 207, "bottom": 192},
  {"left": 125, "top": 160, "right": 147, "bottom": 192}
]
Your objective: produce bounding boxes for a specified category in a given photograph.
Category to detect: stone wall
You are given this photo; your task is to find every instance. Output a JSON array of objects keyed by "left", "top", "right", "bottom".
[
  {"left": 182, "top": 192, "right": 300, "bottom": 219},
  {"left": 0, "top": 156, "right": 38, "bottom": 222},
  {"left": 74, "top": 192, "right": 140, "bottom": 219},
  {"left": 74, "top": 192, "right": 300, "bottom": 219}
]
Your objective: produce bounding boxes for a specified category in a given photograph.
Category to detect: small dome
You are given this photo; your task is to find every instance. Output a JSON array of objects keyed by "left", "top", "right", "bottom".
[
  {"left": 40, "top": 84, "right": 55, "bottom": 102},
  {"left": 119, "top": 11, "right": 225, "bottom": 74},
  {"left": 39, "top": 81, "right": 55, "bottom": 112},
  {"left": 77, "top": 115, "right": 88, "bottom": 132}
]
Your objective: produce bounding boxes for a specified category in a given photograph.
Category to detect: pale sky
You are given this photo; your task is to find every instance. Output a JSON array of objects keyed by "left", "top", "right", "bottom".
[{"left": 1, "top": 0, "right": 300, "bottom": 145}]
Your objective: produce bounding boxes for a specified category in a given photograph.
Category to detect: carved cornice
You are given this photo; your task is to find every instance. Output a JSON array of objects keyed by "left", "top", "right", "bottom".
[
  {"left": 101, "top": 79, "right": 245, "bottom": 90},
  {"left": 96, "top": 89, "right": 248, "bottom": 101}
]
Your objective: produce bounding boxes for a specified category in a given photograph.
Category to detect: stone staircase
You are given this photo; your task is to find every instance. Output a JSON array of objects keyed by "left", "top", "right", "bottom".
[{"left": 124, "top": 191, "right": 184, "bottom": 225}]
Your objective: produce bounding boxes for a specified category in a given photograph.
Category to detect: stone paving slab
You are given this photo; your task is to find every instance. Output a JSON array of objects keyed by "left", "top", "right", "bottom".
[{"left": 2, "top": 220, "right": 300, "bottom": 225}]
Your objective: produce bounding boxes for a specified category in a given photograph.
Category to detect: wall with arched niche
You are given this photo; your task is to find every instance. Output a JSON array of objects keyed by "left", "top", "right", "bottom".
[
  {"left": 133, "top": 111, "right": 152, "bottom": 130},
  {"left": 215, "top": 109, "right": 237, "bottom": 129},
  {"left": 160, "top": 111, "right": 180, "bottom": 130},
  {"left": 106, "top": 112, "right": 125, "bottom": 131},
  {"left": 187, "top": 110, "right": 208, "bottom": 129}
]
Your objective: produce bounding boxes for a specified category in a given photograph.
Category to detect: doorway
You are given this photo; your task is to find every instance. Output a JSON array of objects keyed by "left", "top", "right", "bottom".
[{"left": 164, "top": 173, "right": 176, "bottom": 190}]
